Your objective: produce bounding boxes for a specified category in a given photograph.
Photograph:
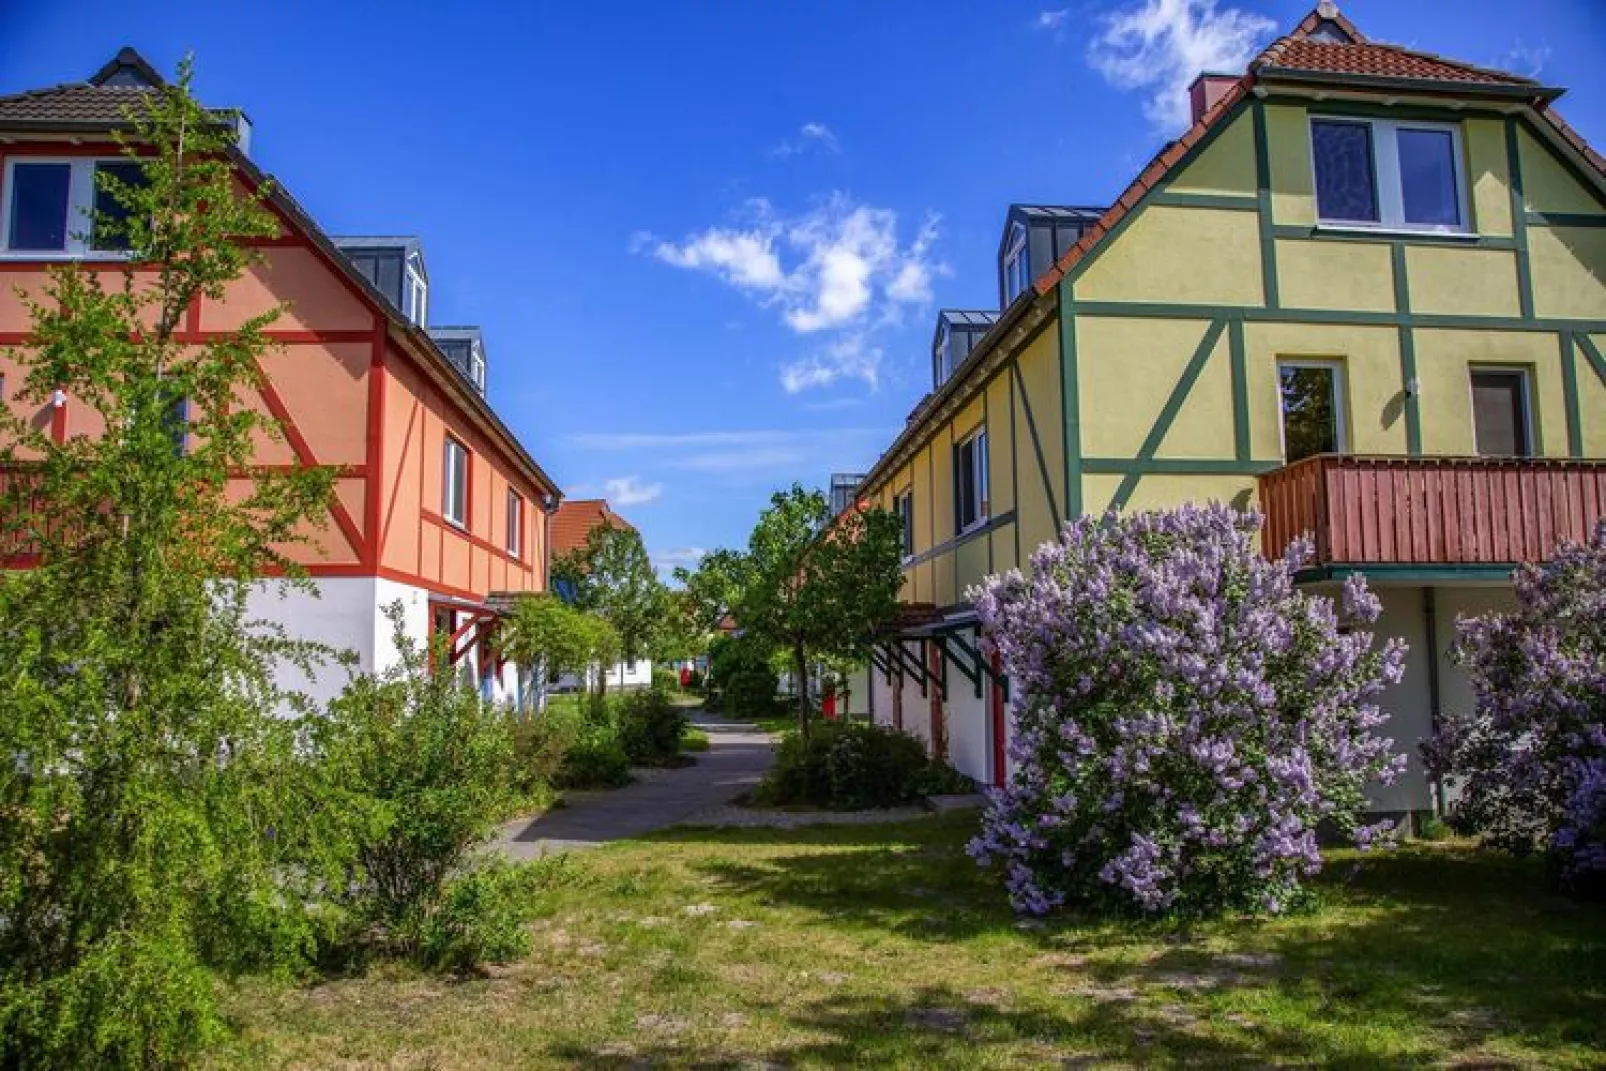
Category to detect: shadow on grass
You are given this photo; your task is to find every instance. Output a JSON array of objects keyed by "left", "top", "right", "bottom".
[{"left": 639, "top": 815, "right": 1606, "bottom": 1065}]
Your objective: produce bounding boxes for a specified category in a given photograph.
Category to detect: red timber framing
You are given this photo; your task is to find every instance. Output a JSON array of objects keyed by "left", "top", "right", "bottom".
[{"left": 0, "top": 139, "right": 555, "bottom": 611}]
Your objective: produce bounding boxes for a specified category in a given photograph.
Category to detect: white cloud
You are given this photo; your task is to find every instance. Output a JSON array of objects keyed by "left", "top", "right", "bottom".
[
  {"left": 646, "top": 194, "right": 944, "bottom": 339},
  {"left": 651, "top": 547, "right": 706, "bottom": 568},
  {"left": 1086, "top": 0, "right": 1274, "bottom": 133},
  {"left": 780, "top": 333, "right": 884, "bottom": 394},
  {"left": 1037, "top": 9, "right": 1070, "bottom": 31},
  {"left": 602, "top": 475, "right": 663, "bottom": 506},
  {"left": 772, "top": 121, "right": 841, "bottom": 158},
  {"left": 1498, "top": 41, "right": 1550, "bottom": 79}
]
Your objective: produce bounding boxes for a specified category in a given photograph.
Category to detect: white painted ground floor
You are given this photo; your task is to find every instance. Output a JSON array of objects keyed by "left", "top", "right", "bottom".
[
  {"left": 843, "top": 583, "right": 1516, "bottom": 817},
  {"left": 244, "top": 575, "right": 534, "bottom": 714}
]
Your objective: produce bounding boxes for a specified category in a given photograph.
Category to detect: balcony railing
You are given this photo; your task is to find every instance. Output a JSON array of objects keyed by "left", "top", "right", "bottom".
[{"left": 1258, "top": 455, "right": 1606, "bottom": 568}]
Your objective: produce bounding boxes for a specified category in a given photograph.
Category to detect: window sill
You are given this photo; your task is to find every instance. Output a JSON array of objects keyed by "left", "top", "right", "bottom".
[
  {"left": 443, "top": 515, "right": 467, "bottom": 531},
  {"left": 0, "top": 250, "right": 135, "bottom": 261},
  {"left": 957, "top": 516, "right": 991, "bottom": 538},
  {"left": 1313, "top": 223, "right": 1476, "bottom": 241}
]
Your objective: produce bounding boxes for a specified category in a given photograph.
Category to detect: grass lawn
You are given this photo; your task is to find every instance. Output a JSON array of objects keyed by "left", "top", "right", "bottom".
[
  {"left": 214, "top": 812, "right": 1606, "bottom": 1069},
  {"left": 681, "top": 725, "right": 711, "bottom": 752}
]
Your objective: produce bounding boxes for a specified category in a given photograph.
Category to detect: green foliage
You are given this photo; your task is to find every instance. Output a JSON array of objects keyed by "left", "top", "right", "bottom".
[
  {"left": 617, "top": 688, "right": 690, "bottom": 766},
  {"left": 0, "top": 60, "right": 345, "bottom": 1068},
  {"left": 652, "top": 665, "right": 680, "bottom": 692},
  {"left": 404, "top": 858, "right": 560, "bottom": 974},
  {"left": 712, "top": 485, "right": 904, "bottom": 737},
  {"left": 558, "top": 730, "right": 633, "bottom": 789},
  {"left": 552, "top": 524, "right": 668, "bottom": 676},
  {"left": 709, "top": 633, "right": 779, "bottom": 717},
  {"left": 673, "top": 547, "right": 750, "bottom": 635},
  {"left": 756, "top": 721, "right": 956, "bottom": 811},
  {"left": 310, "top": 606, "right": 517, "bottom": 964}
]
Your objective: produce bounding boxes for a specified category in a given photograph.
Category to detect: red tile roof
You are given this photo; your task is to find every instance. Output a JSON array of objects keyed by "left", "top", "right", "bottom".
[
  {"left": 551, "top": 499, "right": 634, "bottom": 558},
  {"left": 1257, "top": 39, "right": 1534, "bottom": 87},
  {"left": 1031, "top": 3, "right": 1596, "bottom": 300}
]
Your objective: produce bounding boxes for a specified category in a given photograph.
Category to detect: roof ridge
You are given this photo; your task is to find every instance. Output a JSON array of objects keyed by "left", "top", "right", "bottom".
[{"left": 1256, "top": 35, "right": 1538, "bottom": 87}]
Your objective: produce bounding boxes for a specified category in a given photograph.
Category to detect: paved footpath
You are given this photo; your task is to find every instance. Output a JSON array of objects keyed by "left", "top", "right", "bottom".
[{"left": 492, "top": 709, "right": 776, "bottom": 860}]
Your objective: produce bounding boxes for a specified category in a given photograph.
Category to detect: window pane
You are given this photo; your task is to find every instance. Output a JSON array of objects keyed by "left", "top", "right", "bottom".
[
  {"left": 1279, "top": 366, "right": 1340, "bottom": 462},
  {"left": 7, "top": 163, "right": 72, "bottom": 251},
  {"left": 1471, "top": 371, "right": 1529, "bottom": 457},
  {"left": 1398, "top": 128, "right": 1460, "bottom": 227},
  {"left": 1312, "top": 121, "right": 1379, "bottom": 223},
  {"left": 92, "top": 161, "right": 149, "bottom": 251}
]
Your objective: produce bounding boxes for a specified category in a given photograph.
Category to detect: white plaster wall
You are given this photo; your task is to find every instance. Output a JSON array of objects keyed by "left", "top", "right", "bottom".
[
  {"left": 371, "top": 577, "right": 430, "bottom": 677},
  {"left": 943, "top": 660, "right": 989, "bottom": 786},
  {"left": 244, "top": 577, "right": 374, "bottom": 712},
  {"left": 842, "top": 667, "right": 870, "bottom": 719},
  {"left": 1433, "top": 586, "right": 1518, "bottom": 721},
  {"left": 870, "top": 663, "right": 894, "bottom": 727},
  {"left": 1369, "top": 585, "right": 1435, "bottom": 815},
  {"left": 899, "top": 641, "right": 935, "bottom": 751}
]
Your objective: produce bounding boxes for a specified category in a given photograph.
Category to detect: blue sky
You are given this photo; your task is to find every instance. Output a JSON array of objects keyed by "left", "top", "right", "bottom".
[{"left": 5, "top": 0, "right": 1604, "bottom": 576}]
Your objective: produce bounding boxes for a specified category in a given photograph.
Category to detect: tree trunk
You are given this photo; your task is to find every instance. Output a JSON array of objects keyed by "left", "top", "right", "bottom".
[{"left": 793, "top": 640, "right": 810, "bottom": 740}]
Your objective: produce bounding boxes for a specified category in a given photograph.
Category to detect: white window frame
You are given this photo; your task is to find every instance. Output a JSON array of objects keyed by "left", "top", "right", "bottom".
[
  {"left": 506, "top": 488, "right": 523, "bottom": 558},
  {"left": 1276, "top": 358, "right": 1349, "bottom": 462},
  {"left": 442, "top": 437, "right": 469, "bottom": 527},
  {"left": 933, "top": 323, "right": 951, "bottom": 387},
  {"left": 1468, "top": 365, "right": 1535, "bottom": 458},
  {"left": 893, "top": 488, "right": 914, "bottom": 562},
  {"left": 469, "top": 341, "right": 487, "bottom": 393},
  {"left": 1308, "top": 117, "right": 1472, "bottom": 236},
  {"left": 404, "top": 252, "right": 428, "bottom": 326},
  {"left": 1, "top": 157, "right": 142, "bottom": 259},
  {"left": 1002, "top": 222, "right": 1029, "bottom": 306},
  {"left": 955, "top": 427, "right": 990, "bottom": 534}
]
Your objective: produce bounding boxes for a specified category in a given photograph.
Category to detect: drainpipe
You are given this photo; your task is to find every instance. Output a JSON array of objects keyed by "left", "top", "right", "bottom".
[{"left": 1423, "top": 585, "right": 1447, "bottom": 817}]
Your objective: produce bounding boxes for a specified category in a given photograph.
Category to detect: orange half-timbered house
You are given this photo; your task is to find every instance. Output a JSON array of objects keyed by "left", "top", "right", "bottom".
[{"left": 0, "top": 49, "right": 562, "bottom": 707}]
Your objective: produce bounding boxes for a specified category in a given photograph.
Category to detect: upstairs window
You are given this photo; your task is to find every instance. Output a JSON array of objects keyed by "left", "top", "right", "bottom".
[
  {"left": 893, "top": 489, "right": 914, "bottom": 559},
  {"left": 1311, "top": 118, "right": 1468, "bottom": 233},
  {"left": 933, "top": 323, "right": 951, "bottom": 388},
  {"left": 506, "top": 489, "right": 523, "bottom": 558},
  {"left": 443, "top": 437, "right": 469, "bottom": 526},
  {"left": 1002, "top": 223, "right": 1030, "bottom": 306},
  {"left": 1470, "top": 368, "right": 1532, "bottom": 458},
  {"left": 404, "top": 251, "right": 428, "bottom": 326},
  {"left": 954, "top": 428, "right": 989, "bottom": 533},
  {"left": 1278, "top": 360, "right": 1346, "bottom": 463},
  {"left": 469, "top": 341, "right": 486, "bottom": 394},
  {"left": 2, "top": 159, "right": 150, "bottom": 255}
]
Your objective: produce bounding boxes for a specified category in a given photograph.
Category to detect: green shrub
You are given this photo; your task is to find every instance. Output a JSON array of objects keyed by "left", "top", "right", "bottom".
[
  {"left": 510, "top": 701, "right": 584, "bottom": 801},
  {"left": 652, "top": 666, "right": 680, "bottom": 692},
  {"left": 709, "top": 635, "right": 778, "bottom": 717},
  {"left": 405, "top": 858, "right": 558, "bottom": 974},
  {"left": 688, "top": 668, "right": 705, "bottom": 690},
  {"left": 756, "top": 721, "right": 957, "bottom": 810},
  {"left": 617, "top": 688, "right": 689, "bottom": 766},
  {"left": 558, "top": 729, "right": 632, "bottom": 789},
  {"left": 310, "top": 607, "right": 517, "bottom": 966}
]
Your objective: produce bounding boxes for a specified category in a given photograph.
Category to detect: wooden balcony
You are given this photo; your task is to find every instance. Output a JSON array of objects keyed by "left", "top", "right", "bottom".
[{"left": 1258, "top": 455, "right": 1606, "bottom": 571}]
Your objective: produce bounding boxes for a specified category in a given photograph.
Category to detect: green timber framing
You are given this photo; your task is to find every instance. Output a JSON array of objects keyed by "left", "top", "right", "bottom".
[
  {"left": 869, "top": 622, "right": 1009, "bottom": 704},
  {"left": 856, "top": 84, "right": 1606, "bottom": 599}
]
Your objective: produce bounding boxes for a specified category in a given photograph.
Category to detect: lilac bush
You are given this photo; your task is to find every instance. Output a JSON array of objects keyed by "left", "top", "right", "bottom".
[
  {"left": 968, "top": 504, "right": 1405, "bottom": 917},
  {"left": 1423, "top": 521, "right": 1606, "bottom": 891}
]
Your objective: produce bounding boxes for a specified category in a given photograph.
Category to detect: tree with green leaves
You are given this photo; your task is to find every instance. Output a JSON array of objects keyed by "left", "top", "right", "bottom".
[
  {"left": 552, "top": 522, "right": 667, "bottom": 695},
  {"left": 500, "top": 592, "right": 618, "bottom": 713},
  {"left": 735, "top": 484, "right": 904, "bottom": 738},
  {"left": 0, "top": 60, "right": 345, "bottom": 1066},
  {"left": 674, "top": 547, "right": 749, "bottom": 636}
]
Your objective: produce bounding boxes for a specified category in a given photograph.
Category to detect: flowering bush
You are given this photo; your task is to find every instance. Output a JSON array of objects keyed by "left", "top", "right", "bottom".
[
  {"left": 1423, "top": 522, "right": 1606, "bottom": 893},
  {"left": 968, "top": 505, "right": 1405, "bottom": 917}
]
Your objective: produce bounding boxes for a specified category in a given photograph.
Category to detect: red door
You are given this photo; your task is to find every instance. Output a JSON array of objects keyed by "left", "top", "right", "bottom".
[
  {"left": 892, "top": 653, "right": 904, "bottom": 730},
  {"left": 990, "top": 652, "right": 1008, "bottom": 787},
  {"left": 928, "top": 641, "right": 946, "bottom": 761}
]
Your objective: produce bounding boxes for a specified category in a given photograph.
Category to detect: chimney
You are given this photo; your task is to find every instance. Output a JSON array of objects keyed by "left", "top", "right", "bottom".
[{"left": 1188, "top": 72, "right": 1239, "bottom": 126}]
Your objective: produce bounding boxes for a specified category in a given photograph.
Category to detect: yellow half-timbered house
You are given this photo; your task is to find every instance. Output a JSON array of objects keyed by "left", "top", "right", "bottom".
[{"left": 843, "top": 3, "right": 1606, "bottom": 820}]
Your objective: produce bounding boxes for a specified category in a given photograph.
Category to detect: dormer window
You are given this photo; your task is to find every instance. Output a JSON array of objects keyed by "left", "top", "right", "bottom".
[
  {"left": 404, "top": 250, "right": 428, "bottom": 326},
  {"left": 933, "top": 322, "right": 952, "bottom": 388},
  {"left": 1002, "top": 223, "right": 1030, "bottom": 306},
  {"left": 468, "top": 341, "right": 486, "bottom": 393}
]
